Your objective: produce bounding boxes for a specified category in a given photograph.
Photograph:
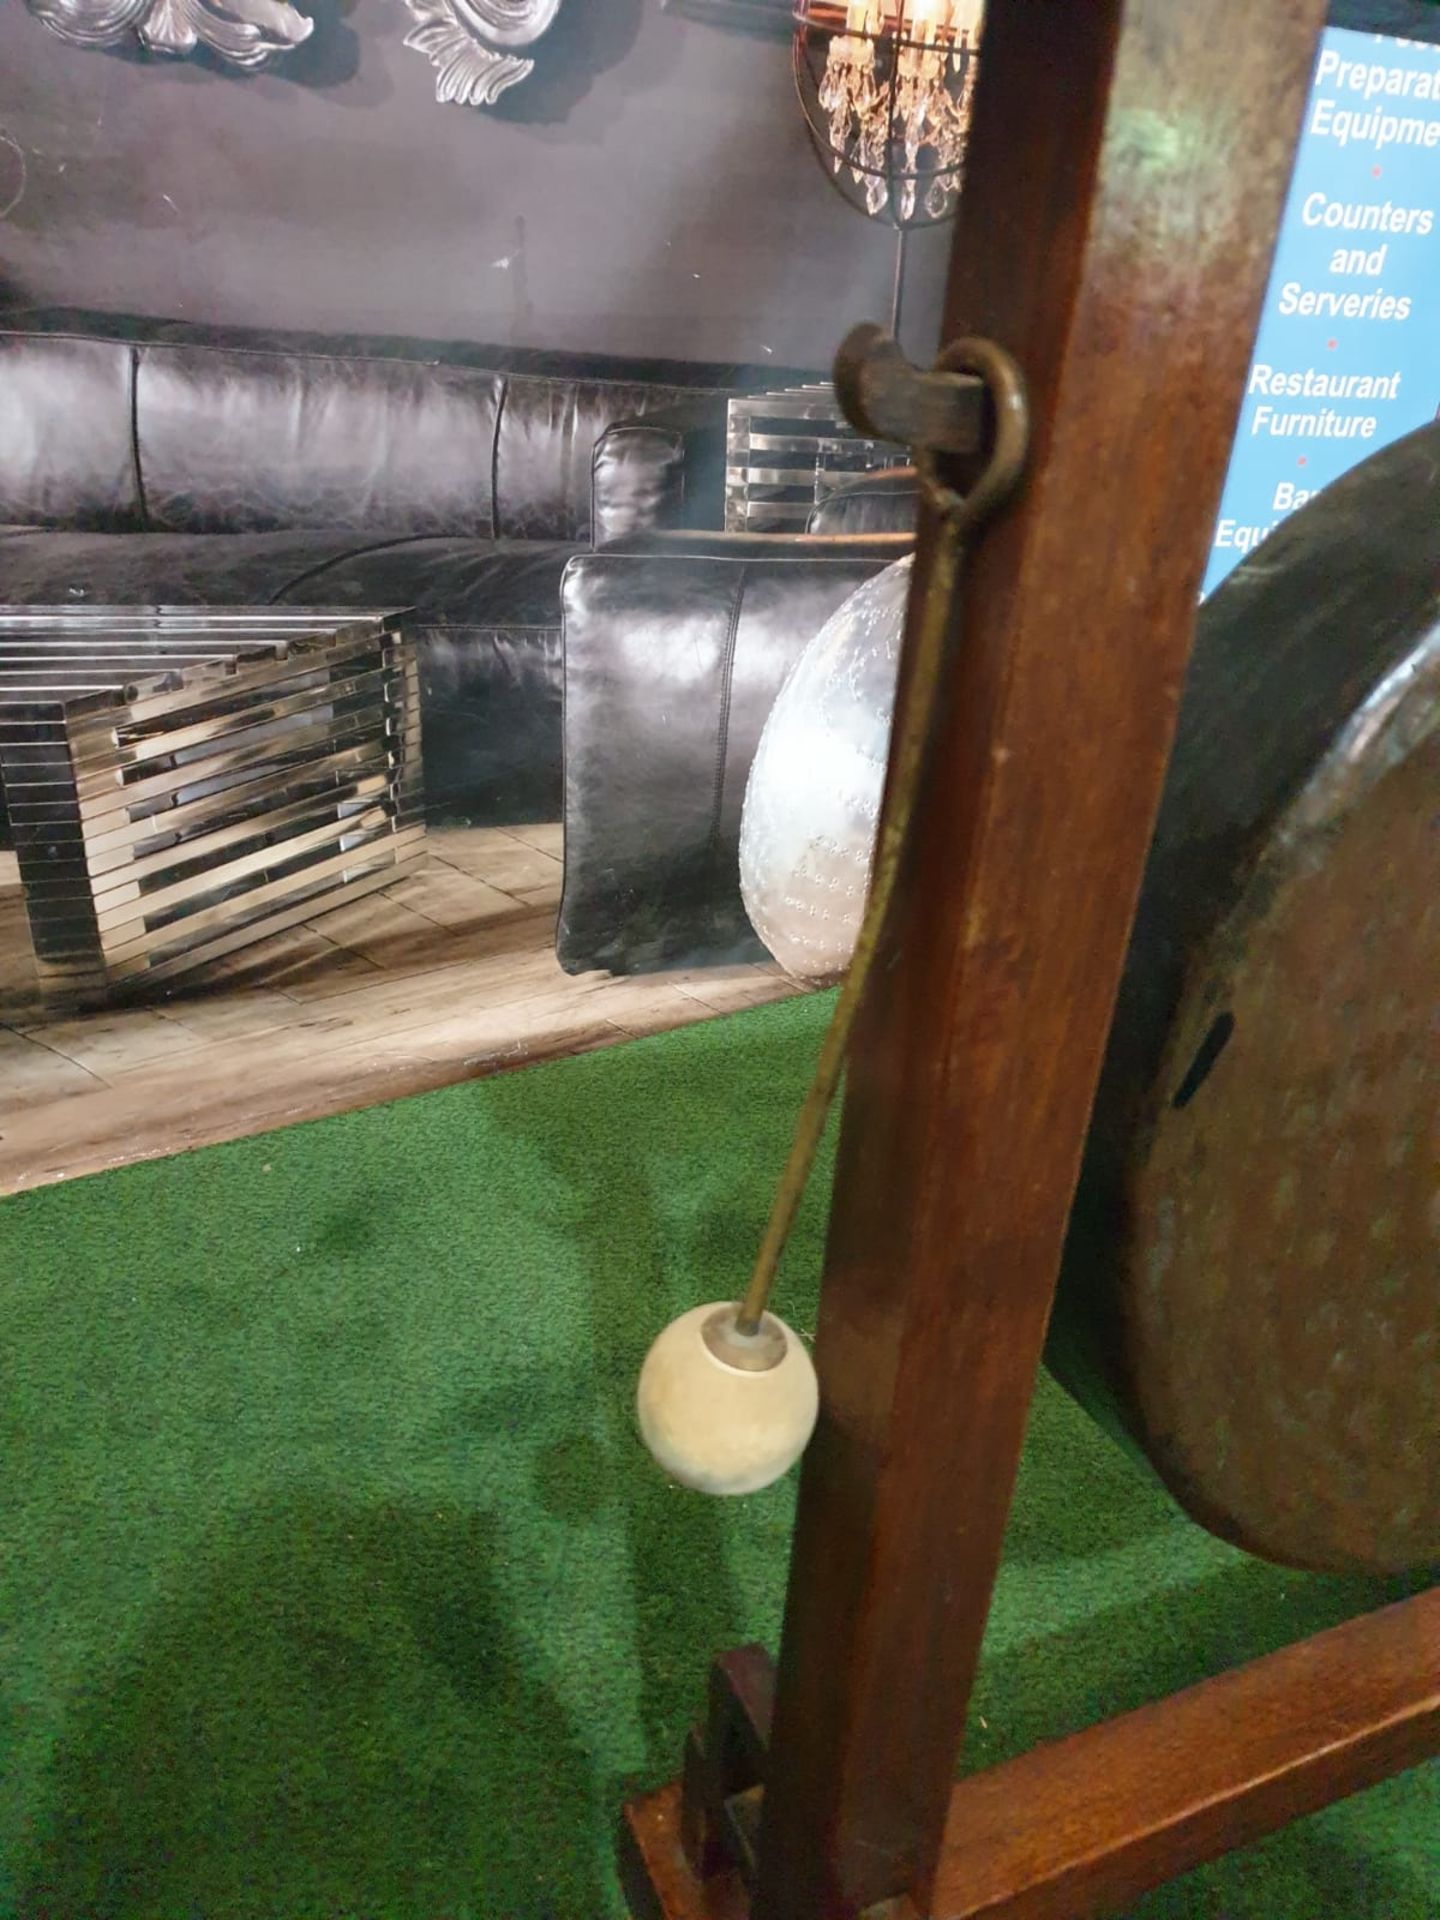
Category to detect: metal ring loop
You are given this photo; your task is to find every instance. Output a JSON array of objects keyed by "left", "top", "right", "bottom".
[{"left": 913, "top": 335, "right": 1030, "bottom": 531}]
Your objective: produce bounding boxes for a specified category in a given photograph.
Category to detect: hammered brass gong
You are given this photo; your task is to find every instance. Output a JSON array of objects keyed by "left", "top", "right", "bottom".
[{"left": 1049, "top": 423, "right": 1439, "bottom": 1577}]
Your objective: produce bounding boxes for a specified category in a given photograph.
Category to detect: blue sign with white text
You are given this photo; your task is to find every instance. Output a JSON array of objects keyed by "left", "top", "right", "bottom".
[{"left": 1205, "top": 26, "right": 1440, "bottom": 595}]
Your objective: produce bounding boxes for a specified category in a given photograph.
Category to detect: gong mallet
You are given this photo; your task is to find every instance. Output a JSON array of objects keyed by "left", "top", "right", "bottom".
[{"left": 636, "top": 333, "right": 1029, "bottom": 1495}]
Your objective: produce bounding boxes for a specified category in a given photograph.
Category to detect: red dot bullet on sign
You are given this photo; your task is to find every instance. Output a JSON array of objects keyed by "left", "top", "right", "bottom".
[{"left": 1327, "top": 338, "right": 1338, "bottom": 350}]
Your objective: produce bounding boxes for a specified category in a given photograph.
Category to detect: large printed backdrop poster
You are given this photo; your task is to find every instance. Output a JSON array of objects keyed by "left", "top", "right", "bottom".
[{"left": 1205, "top": 26, "right": 1440, "bottom": 595}]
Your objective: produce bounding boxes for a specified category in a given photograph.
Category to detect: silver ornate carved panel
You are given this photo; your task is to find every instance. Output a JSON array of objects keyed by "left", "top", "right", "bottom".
[
  {"left": 402, "top": 0, "right": 563, "bottom": 108},
  {"left": 24, "top": 0, "right": 313, "bottom": 68}
]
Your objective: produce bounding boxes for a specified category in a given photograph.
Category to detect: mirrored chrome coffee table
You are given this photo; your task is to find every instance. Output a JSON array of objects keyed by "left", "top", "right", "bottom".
[{"left": 0, "top": 607, "right": 423, "bottom": 1009}]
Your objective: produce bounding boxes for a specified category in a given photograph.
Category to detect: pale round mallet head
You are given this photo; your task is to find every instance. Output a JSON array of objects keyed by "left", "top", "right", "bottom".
[{"left": 636, "top": 1302, "right": 819, "bottom": 1496}]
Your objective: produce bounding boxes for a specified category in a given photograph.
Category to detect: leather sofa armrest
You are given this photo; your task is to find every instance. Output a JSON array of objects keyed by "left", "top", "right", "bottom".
[
  {"left": 807, "top": 466, "right": 920, "bottom": 535},
  {"left": 558, "top": 536, "right": 907, "bottom": 974},
  {"left": 590, "top": 395, "right": 730, "bottom": 545}
]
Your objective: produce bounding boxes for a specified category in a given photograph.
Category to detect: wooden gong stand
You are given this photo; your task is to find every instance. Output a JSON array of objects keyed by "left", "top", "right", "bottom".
[{"left": 620, "top": 3, "right": 1440, "bottom": 1917}]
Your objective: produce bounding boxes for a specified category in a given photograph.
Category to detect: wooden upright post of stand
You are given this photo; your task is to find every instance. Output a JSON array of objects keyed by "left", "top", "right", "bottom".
[{"left": 621, "top": 2, "right": 1440, "bottom": 1917}]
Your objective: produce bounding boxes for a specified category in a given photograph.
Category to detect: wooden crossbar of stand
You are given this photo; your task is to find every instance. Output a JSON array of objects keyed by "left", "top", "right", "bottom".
[
  {"left": 622, "top": 1591, "right": 1440, "bottom": 1920},
  {"left": 619, "top": 1, "right": 1438, "bottom": 1917}
]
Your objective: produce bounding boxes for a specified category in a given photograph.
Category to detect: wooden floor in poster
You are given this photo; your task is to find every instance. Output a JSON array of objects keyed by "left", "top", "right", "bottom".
[{"left": 0, "top": 825, "right": 800, "bottom": 1196}]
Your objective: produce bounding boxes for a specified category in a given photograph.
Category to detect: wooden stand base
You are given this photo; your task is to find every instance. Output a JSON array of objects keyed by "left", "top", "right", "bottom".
[{"left": 622, "top": 1590, "right": 1440, "bottom": 1920}]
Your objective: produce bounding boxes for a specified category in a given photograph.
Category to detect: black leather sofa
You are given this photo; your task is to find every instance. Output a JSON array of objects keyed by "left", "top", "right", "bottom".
[{"left": 0, "top": 310, "right": 771, "bottom": 828}]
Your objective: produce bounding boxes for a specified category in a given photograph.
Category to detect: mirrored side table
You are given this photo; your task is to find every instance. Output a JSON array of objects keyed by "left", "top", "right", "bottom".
[
  {"left": 724, "top": 384, "right": 891, "bottom": 532},
  {"left": 0, "top": 606, "right": 423, "bottom": 1009}
]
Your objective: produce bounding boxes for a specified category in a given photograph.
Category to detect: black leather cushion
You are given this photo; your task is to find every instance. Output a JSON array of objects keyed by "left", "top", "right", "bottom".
[
  {"left": 496, "top": 375, "right": 725, "bottom": 542},
  {"left": 136, "top": 344, "right": 504, "bottom": 537},
  {"left": 590, "top": 395, "right": 729, "bottom": 545},
  {"left": 271, "top": 538, "right": 579, "bottom": 825},
  {"left": 131, "top": 346, "right": 726, "bottom": 545},
  {"left": 0, "top": 335, "right": 140, "bottom": 532},
  {"left": 0, "top": 527, "right": 369, "bottom": 605},
  {"left": 558, "top": 535, "right": 911, "bottom": 973}
]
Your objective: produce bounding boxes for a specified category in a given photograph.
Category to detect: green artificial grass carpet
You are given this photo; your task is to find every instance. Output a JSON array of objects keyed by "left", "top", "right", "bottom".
[{"left": 1, "top": 994, "right": 1435, "bottom": 1920}]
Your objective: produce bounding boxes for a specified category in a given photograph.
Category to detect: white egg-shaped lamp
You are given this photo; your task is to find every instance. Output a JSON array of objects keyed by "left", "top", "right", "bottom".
[
  {"left": 740, "top": 555, "right": 912, "bottom": 982},
  {"left": 636, "top": 1302, "right": 819, "bottom": 1496}
]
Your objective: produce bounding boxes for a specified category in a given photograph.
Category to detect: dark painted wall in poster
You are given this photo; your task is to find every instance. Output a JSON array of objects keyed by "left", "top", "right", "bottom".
[{"left": 0, "top": 0, "right": 950, "bottom": 369}]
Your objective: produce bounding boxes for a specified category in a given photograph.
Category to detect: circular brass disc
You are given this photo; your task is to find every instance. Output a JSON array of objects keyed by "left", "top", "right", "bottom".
[
  {"left": 1050, "top": 428, "right": 1440, "bottom": 1575},
  {"left": 1125, "top": 680, "right": 1438, "bottom": 1572}
]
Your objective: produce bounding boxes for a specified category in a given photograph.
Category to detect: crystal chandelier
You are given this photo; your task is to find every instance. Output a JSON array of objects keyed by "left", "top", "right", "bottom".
[{"left": 793, "top": 0, "right": 984, "bottom": 228}]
